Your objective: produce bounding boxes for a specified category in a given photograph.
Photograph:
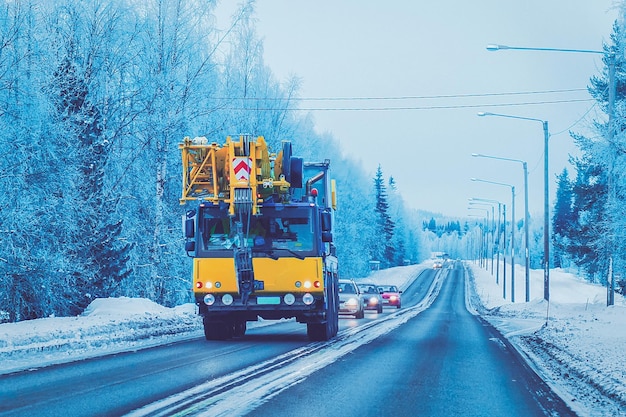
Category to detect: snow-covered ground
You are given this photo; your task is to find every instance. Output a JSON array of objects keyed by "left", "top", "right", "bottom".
[
  {"left": 468, "top": 261, "right": 626, "bottom": 417},
  {"left": 0, "top": 261, "right": 624, "bottom": 416},
  {"left": 0, "top": 264, "right": 423, "bottom": 376}
]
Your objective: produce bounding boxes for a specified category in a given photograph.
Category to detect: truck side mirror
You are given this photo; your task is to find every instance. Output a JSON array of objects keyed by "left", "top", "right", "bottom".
[
  {"left": 321, "top": 211, "right": 331, "bottom": 232},
  {"left": 185, "top": 218, "right": 195, "bottom": 238},
  {"left": 185, "top": 241, "right": 196, "bottom": 252}
]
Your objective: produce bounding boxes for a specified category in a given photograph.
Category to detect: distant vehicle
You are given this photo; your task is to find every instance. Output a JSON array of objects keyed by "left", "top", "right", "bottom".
[
  {"left": 432, "top": 259, "right": 444, "bottom": 269},
  {"left": 357, "top": 282, "right": 383, "bottom": 313},
  {"left": 338, "top": 279, "right": 365, "bottom": 319},
  {"left": 377, "top": 285, "right": 402, "bottom": 309}
]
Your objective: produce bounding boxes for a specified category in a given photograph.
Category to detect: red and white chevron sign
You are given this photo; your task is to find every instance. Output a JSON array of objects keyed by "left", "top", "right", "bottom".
[{"left": 233, "top": 157, "right": 252, "bottom": 181}]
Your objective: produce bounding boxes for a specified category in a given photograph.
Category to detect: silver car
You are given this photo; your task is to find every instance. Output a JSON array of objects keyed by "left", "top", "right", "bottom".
[
  {"left": 357, "top": 282, "right": 384, "bottom": 314},
  {"left": 338, "top": 279, "right": 365, "bottom": 319}
]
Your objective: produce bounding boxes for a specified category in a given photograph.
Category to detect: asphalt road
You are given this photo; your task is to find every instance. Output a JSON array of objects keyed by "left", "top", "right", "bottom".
[
  {"left": 248, "top": 262, "right": 574, "bottom": 417},
  {"left": 0, "top": 270, "right": 433, "bottom": 417},
  {"left": 0, "top": 264, "right": 572, "bottom": 417}
]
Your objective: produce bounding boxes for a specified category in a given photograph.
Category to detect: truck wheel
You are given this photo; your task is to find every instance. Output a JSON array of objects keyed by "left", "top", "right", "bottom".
[
  {"left": 203, "top": 318, "right": 232, "bottom": 340},
  {"left": 233, "top": 320, "right": 247, "bottom": 337},
  {"left": 307, "top": 322, "right": 331, "bottom": 341}
]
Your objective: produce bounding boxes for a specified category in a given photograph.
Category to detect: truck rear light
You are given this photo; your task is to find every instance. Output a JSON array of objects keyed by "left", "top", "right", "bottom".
[
  {"left": 195, "top": 281, "right": 203, "bottom": 289},
  {"left": 303, "top": 281, "right": 312, "bottom": 289},
  {"left": 302, "top": 293, "right": 314, "bottom": 305},
  {"left": 314, "top": 281, "right": 321, "bottom": 288}
]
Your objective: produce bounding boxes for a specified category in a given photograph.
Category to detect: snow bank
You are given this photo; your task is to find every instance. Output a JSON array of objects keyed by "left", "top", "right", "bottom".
[
  {"left": 0, "top": 264, "right": 427, "bottom": 376},
  {"left": 356, "top": 263, "right": 424, "bottom": 289},
  {"left": 0, "top": 297, "right": 203, "bottom": 375},
  {"left": 82, "top": 296, "right": 172, "bottom": 316},
  {"left": 469, "top": 261, "right": 626, "bottom": 417}
]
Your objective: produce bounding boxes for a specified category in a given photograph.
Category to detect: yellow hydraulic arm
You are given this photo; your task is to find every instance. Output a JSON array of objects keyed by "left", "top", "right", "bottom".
[{"left": 179, "top": 135, "right": 291, "bottom": 215}]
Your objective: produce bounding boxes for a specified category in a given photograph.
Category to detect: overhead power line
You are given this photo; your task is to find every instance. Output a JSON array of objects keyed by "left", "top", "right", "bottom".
[
  {"left": 225, "top": 97, "right": 594, "bottom": 111},
  {"left": 215, "top": 88, "right": 588, "bottom": 102}
]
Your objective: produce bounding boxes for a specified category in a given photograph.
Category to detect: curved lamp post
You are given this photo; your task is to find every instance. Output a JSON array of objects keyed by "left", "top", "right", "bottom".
[
  {"left": 485, "top": 43, "right": 616, "bottom": 305},
  {"left": 472, "top": 177, "right": 516, "bottom": 302},
  {"left": 470, "top": 197, "right": 505, "bottom": 286},
  {"left": 468, "top": 207, "right": 490, "bottom": 266},
  {"left": 477, "top": 112, "right": 547, "bottom": 302},
  {"left": 473, "top": 153, "right": 530, "bottom": 302},
  {"left": 470, "top": 201, "right": 495, "bottom": 274}
]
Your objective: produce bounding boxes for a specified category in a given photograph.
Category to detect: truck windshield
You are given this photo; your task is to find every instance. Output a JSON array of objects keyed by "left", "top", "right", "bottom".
[{"left": 198, "top": 207, "right": 315, "bottom": 254}]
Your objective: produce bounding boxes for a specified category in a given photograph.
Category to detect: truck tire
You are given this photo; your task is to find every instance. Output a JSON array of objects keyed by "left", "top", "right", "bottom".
[
  {"left": 203, "top": 317, "right": 232, "bottom": 340},
  {"left": 233, "top": 319, "right": 247, "bottom": 337},
  {"left": 307, "top": 321, "right": 331, "bottom": 341}
]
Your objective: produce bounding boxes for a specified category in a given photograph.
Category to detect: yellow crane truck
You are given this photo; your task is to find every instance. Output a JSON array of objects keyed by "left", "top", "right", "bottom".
[{"left": 179, "top": 135, "right": 339, "bottom": 341}]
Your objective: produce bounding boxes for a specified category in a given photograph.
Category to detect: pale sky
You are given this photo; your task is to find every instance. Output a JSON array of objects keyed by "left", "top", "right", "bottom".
[{"left": 217, "top": 0, "right": 620, "bottom": 219}]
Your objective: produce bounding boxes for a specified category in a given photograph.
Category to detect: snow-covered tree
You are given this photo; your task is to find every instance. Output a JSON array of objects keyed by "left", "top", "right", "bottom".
[
  {"left": 566, "top": 18, "right": 626, "bottom": 282},
  {"left": 552, "top": 168, "right": 575, "bottom": 268},
  {"left": 372, "top": 165, "right": 395, "bottom": 268}
]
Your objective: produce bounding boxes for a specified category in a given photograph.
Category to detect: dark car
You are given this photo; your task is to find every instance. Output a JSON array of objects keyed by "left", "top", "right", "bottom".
[
  {"left": 357, "top": 282, "right": 383, "bottom": 313},
  {"left": 377, "top": 284, "right": 402, "bottom": 309}
]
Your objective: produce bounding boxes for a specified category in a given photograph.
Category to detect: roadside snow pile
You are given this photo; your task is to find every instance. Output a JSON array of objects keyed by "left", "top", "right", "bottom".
[
  {"left": 355, "top": 263, "right": 423, "bottom": 289},
  {"left": 0, "top": 263, "right": 427, "bottom": 376},
  {"left": 469, "top": 262, "right": 626, "bottom": 417},
  {"left": 82, "top": 296, "right": 173, "bottom": 316},
  {"left": 0, "top": 297, "right": 203, "bottom": 375}
]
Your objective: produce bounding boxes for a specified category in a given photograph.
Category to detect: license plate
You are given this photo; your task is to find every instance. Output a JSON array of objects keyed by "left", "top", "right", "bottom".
[{"left": 257, "top": 296, "right": 280, "bottom": 305}]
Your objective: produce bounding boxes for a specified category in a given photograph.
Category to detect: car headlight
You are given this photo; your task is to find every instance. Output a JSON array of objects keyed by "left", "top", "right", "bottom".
[
  {"left": 369, "top": 297, "right": 378, "bottom": 305},
  {"left": 345, "top": 297, "right": 358, "bottom": 307}
]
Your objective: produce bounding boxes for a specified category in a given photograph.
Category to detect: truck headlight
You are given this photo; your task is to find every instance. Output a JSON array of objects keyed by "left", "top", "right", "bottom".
[
  {"left": 204, "top": 294, "right": 215, "bottom": 306},
  {"left": 222, "top": 294, "right": 234, "bottom": 305},
  {"left": 302, "top": 293, "right": 314, "bottom": 305},
  {"left": 284, "top": 293, "right": 296, "bottom": 305}
]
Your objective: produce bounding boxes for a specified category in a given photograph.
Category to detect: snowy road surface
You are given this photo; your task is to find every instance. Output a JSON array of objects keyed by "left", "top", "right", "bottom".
[
  {"left": 248, "top": 262, "right": 571, "bottom": 417},
  {"left": 1, "top": 264, "right": 572, "bottom": 416},
  {"left": 1, "top": 269, "right": 433, "bottom": 416}
]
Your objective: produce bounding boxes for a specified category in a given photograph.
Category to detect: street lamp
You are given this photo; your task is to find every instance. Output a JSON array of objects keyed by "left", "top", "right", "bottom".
[
  {"left": 485, "top": 43, "right": 616, "bottom": 305},
  {"left": 470, "top": 201, "right": 495, "bottom": 274},
  {"left": 467, "top": 207, "right": 493, "bottom": 271},
  {"left": 467, "top": 213, "right": 486, "bottom": 266},
  {"left": 472, "top": 177, "right": 516, "bottom": 302},
  {"left": 478, "top": 112, "right": 548, "bottom": 302},
  {"left": 470, "top": 197, "right": 505, "bottom": 286},
  {"left": 486, "top": 44, "right": 606, "bottom": 54},
  {"left": 473, "top": 153, "right": 530, "bottom": 302}
]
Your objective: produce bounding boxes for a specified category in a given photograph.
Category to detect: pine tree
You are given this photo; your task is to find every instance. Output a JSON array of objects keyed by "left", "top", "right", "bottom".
[
  {"left": 372, "top": 165, "right": 395, "bottom": 268},
  {"left": 51, "top": 57, "right": 131, "bottom": 313},
  {"left": 567, "top": 155, "right": 608, "bottom": 278},
  {"left": 387, "top": 176, "right": 406, "bottom": 266},
  {"left": 567, "top": 19, "right": 626, "bottom": 280},
  {"left": 552, "top": 168, "right": 575, "bottom": 268}
]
